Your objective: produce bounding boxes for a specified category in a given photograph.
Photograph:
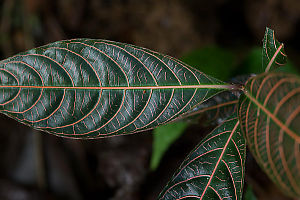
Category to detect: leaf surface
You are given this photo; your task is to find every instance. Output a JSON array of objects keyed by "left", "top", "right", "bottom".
[
  {"left": 182, "top": 91, "right": 239, "bottom": 125},
  {"left": 263, "top": 27, "right": 287, "bottom": 72},
  {"left": 158, "top": 116, "right": 246, "bottom": 200},
  {"left": 0, "top": 39, "right": 229, "bottom": 138},
  {"left": 238, "top": 72, "right": 300, "bottom": 197}
]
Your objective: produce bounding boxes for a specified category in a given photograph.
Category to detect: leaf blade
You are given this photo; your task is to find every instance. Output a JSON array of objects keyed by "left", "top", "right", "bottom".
[
  {"left": 182, "top": 91, "right": 239, "bottom": 125},
  {"left": 0, "top": 39, "right": 229, "bottom": 138},
  {"left": 238, "top": 72, "right": 300, "bottom": 197},
  {"left": 157, "top": 116, "right": 246, "bottom": 200},
  {"left": 263, "top": 27, "right": 287, "bottom": 72}
]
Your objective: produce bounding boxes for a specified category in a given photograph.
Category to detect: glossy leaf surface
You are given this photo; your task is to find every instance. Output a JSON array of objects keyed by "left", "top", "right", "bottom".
[
  {"left": 158, "top": 116, "right": 246, "bottom": 200},
  {"left": 239, "top": 73, "right": 300, "bottom": 197},
  {"left": 0, "top": 39, "right": 229, "bottom": 138},
  {"left": 263, "top": 27, "right": 287, "bottom": 72}
]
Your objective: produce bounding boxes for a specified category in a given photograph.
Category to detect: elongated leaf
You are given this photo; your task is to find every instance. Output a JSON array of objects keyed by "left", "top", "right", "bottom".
[
  {"left": 263, "top": 28, "right": 287, "bottom": 72},
  {"left": 0, "top": 39, "right": 230, "bottom": 138},
  {"left": 238, "top": 72, "right": 300, "bottom": 197},
  {"left": 157, "top": 116, "right": 246, "bottom": 200}
]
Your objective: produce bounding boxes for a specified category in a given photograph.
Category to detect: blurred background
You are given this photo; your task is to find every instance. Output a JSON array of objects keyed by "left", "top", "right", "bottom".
[{"left": 0, "top": 0, "right": 300, "bottom": 199}]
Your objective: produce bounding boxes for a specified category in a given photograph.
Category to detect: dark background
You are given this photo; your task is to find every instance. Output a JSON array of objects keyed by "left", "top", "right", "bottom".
[{"left": 0, "top": 0, "right": 299, "bottom": 199}]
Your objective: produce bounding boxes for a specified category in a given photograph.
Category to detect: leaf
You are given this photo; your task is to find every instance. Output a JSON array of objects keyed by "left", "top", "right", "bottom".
[
  {"left": 237, "top": 47, "right": 297, "bottom": 75},
  {"left": 181, "top": 46, "right": 236, "bottom": 81},
  {"left": 263, "top": 27, "right": 287, "bottom": 72},
  {"left": 0, "top": 39, "right": 231, "bottom": 139},
  {"left": 157, "top": 115, "right": 246, "bottom": 200},
  {"left": 238, "top": 72, "right": 300, "bottom": 197},
  {"left": 182, "top": 91, "right": 239, "bottom": 125},
  {"left": 150, "top": 122, "right": 188, "bottom": 170}
]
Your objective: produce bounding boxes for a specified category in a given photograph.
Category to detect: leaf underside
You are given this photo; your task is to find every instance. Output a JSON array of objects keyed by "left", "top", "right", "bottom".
[
  {"left": 263, "top": 27, "right": 287, "bottom": 72},
  {"left": 239, "top": 72, "right": 300, "bottom": 197},
  {"left": 158, "top": 116, "right": 246, "bottom": 200},
  {"left": 0, "top": 39, "right": 227, "bottom": 139}
]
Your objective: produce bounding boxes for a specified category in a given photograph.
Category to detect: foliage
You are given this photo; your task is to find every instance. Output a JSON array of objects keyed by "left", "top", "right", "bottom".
[
  {"left": 0, "top": 28, "right": 299, "bottom": 198},
  {"left": 158, "top": 116, "right": 246, "bottom": 200}
]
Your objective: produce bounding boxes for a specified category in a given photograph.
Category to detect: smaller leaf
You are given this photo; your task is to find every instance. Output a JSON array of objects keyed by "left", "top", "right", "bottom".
[
  {"left": 263, "top": 27, "right": 287, "bottom": 72},
  {"left": 236, "top": 47, "right": 297, "bottom": 75},
  {"left": 157, "top": 115, "right": 246, "bottom": 200},
  {"left": 150, "top": 122, "right": 188, "bottom": 170}
]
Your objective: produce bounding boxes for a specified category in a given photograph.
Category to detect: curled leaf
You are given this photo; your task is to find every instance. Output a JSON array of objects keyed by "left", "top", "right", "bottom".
[{"left": 263, "top": 27, "right": 287, "bottom": 72}]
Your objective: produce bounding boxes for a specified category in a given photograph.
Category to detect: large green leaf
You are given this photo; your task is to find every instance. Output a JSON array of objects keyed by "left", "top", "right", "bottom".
[
  {"left": 263, "top": 27, "right": 287, "bottom": 72},
  {"left": 0, "top": 39, "right": 231, "bottom": 138},
  {"left": 238, "top": 72, "right": 300, "bottom": 197},
  {"left": 157, "top": 116, "right": 246, "bottom": 200}
]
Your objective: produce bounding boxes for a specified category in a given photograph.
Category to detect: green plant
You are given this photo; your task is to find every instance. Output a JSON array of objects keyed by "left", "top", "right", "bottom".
[{"left": 0, "top": 27, "right": 299, "bottom": 199}]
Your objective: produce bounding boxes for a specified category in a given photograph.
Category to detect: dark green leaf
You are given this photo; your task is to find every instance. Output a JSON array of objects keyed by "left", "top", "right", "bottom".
[
  {"left": 0, "top": 39, "right": 232, "bottom": 138},
  {"left": 158, "top": 115, "right": 246, "bottom": 200},
  {"left": 182, "top": 91, "right": 239, "bottom": 125},
  {"left": 151, "top": 122, "right": 188, "bottom": 170},
  {"left": 239, "top": 72, "right": 300, "bottom": 197},
  {"left": 263, "top": 27, "right": 287, "bottom": 72}
]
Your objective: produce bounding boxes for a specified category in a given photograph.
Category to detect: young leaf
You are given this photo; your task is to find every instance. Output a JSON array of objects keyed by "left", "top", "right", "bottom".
[
  {"left": 263, "top": 27, "right": 287, "bottom": 72},
  {"left": 157, "top": 116, "right": 246, "bottom": 200},
  {"left": 150, "top": 122, "right": 188, "bottom": 170},
  {"left": 238, "top": 47, "right": 297, "bottom": 75},
  {"left": 0, "top": 39, "right": 231, "bottom": 139},
  {"left": 239, "top": 72, "right": 300, "bottom": 197}
]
